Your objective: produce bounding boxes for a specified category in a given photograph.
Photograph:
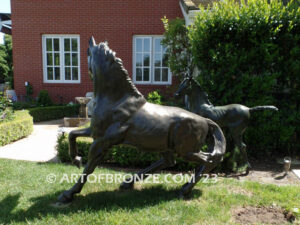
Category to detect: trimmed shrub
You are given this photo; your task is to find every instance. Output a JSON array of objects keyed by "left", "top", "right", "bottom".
[
  {"left": 56, "top": 133, "right": 197, "bottom": 170},
  {"left": 37, "top": 90, "right": 53, "bottom": 106},
  {"left": 188, "top": 0, "right": 299, "bottom": 157},
  {"left": 162, "top": 0, "right": 299, "bottom": 159},
  {"left": 0, "top": 110, "right": 33, "bottom": 146},
  {"left": 0, "top": 93, "right": 14, "bottom": 122},
  {"left": 28, "top": 105, "right": 79, "bottom": 122}
]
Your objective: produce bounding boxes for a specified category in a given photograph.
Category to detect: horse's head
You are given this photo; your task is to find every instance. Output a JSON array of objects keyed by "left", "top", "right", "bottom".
[
  {"left": 174, "top": 75, "right": 193, "bottom": 99},
  {"left": 87, "top": 37, "right": 117, "bottom": 81},
  {"left": 87, "top": 37, "right": 142, "bottom": 98}
]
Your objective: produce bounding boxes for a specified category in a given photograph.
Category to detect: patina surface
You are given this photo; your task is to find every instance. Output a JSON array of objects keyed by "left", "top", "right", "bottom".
[
  {"left": 175, "top": 75, "right": 278, "bottom": 173},
  {"left": 57, "top": 38, "right": 226, "bottom": 205}
]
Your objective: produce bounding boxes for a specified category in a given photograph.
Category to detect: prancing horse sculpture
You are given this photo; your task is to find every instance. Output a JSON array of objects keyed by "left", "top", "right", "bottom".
[
  {"left": 57, "top": 38, "right": 226, "bottom": 205},
  {"left": 174, "top": 75, "right": 278, "bottom": 173}
]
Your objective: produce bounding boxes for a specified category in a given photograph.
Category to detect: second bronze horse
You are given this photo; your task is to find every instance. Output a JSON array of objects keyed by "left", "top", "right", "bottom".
[{"left": 175, "top": 75, "right": 278, "bottom": 173}]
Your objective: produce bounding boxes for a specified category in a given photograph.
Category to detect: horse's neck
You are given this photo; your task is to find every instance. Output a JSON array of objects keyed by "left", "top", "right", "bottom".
[
  {"left": 93, "top": 72, "right": 145, "bottom": 104},
  {"left": 189, "top": 81, "right": 214, "bottom": 113}
]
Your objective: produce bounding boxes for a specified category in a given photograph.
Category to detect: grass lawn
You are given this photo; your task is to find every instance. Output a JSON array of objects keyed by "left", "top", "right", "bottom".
[{"left": 0, "top": 159, "right": 299, "bottom": 225}]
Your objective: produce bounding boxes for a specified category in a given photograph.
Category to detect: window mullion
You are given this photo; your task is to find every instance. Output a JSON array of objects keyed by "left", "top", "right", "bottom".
[{"left": 60, "top": 37, "right": 64, "bottom": 82}]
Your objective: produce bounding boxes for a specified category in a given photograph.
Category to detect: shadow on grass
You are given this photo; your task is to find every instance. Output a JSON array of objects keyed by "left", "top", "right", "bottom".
[{"left": 0, "top": 185, "right": 202, "bottom": 224}]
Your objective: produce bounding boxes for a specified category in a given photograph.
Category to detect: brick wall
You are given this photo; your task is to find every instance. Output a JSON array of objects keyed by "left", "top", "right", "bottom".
[{"left": 11, "top": 0, "right": 182, "bottom": 103}]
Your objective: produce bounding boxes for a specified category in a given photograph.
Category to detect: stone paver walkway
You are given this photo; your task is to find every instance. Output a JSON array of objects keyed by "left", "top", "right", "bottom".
[{"left": 0, "top": 119, "right": 76, "bottom": 162}]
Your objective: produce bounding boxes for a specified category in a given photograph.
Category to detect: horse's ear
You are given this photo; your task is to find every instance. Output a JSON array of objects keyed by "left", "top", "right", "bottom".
[{"left": 89, "top": 36, "right": 96, "bottom": 48}]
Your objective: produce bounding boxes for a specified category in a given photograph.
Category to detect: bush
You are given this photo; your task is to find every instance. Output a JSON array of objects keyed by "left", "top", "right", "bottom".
[
  {"left": 28, "top": 105, "right": 79, "bottom": 122},
  {"left": 0, "top": 93, "right": 14, "bottom": 122},
  {"left": 0, "top": 110, "right": 33, "bottom": 146},
  {"left": 37, "top": 90, "right": 53, "bottom": 106},
  {"left": 188, "top": 0, "right": 299, "bottom": 157},
  {"left": 161, "top": 17, "right": 191, "bottom": 76},
  {"left": 162, "top": 0, "right": 299, "bottom": 158},
  {"left": 147, "top": 91, "right": 162, "bottom": 105},
  {"left": 56, "top": 132, "right": 197, "bottom": 170}
]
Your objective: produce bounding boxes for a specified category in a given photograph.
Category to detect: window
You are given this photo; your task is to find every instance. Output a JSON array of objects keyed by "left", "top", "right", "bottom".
[
  {"left": 133, "top": 36, "right": 171, "bottom": 85},
  {"left": 42, "top": 35, "right": 80, "bottom": 83}
]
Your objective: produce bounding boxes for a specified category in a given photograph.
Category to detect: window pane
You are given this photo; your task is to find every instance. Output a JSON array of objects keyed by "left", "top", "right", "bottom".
[
  {"left": 72, "top": 53, "right": 78, "bottom": 66},
  {"left": 143, "top": 53, "right": 150, "bottom": 67},
  {"left": 65, "top": 67, "right": 71, "bottom": 80},
  {"left": 136, "top": 53, "right": 143, "bottom": 67},
  {"left": 54, "top": 38, "right": 60, "bottom": 51},
  {"left": 144, "top": 68, "right": 149, "bottom": 81},
  {"left": 154, "top": 54, "right": 161, "bottom": 67},
  {"left": 162, "top": 54, "right": 168, "bottom": 67},
  {"left": 54, "top": 53, "right": 60, "bottom": 65},
  {"left": 46, "top": 39, "right": 52, "bottom": 51},
  {"left": 162, "top": 46, "right": 167, "bottom": 54},
  {"left": 136, "top": 38, "right": 142, "bottom": 52},
  {"left": 155, "top": 69, "right": 161, "bottom": 81},
  {"left": 47, "top": 67, "right": 53, "bottom": 80},
  {"left": 136, "top": 68, "right": 142, "bottom": 81},
  {"left": 65, "top": 53, "right": 70, "bottom": 66},
  {"left": 64, "top": 39, "right": 70, "bottom": 51},
  {"left": 143, "top": 39, "right": 150, "bottom": 52},
  {"left": 54, "top": 67, "right": 60, "bottom": 80},
  {"left": 47, "top": 53, "right": 53, "bottom": 66},
  {"left": 162, "top": 69, "right": 168, "bottom": 82},
  {"left": 72, "top": 38, "right": 78, "bottom": 51},
  {"left": 155, "top": 39, "right": 161, "bottom": 52},
  {"left": 72, "top": 67, "right": 78, "bottom": 80}
]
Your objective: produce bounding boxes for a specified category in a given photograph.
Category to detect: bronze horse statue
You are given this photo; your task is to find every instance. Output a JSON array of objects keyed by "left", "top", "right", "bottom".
[
  {"left": 174, "top": 75, "right": 278, "bottom": 173},
  {"left": 57, "top": 38, "right": 226, "bottom": 205}
]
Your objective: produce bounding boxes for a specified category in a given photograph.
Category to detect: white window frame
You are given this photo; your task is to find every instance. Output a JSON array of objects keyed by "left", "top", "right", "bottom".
[
  {"left": 133, "top": 35, "right": 172, "bottom": 85},
  {"left": 42, "top": 35, "right": 80, "bottom": 83}
]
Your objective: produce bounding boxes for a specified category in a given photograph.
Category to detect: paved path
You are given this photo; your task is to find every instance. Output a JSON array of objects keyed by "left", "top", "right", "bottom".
[{"left": 0, "top": 119, "right": 76, "bottom": 162}]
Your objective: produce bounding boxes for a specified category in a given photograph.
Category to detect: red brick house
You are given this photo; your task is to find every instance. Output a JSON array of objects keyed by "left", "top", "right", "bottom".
[{"left": 11, "top": 0, "right": 204, "bottom": 102}]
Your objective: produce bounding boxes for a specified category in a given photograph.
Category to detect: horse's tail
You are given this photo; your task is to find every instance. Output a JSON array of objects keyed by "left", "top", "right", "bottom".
[
  {"left": 206, "top": 119, "right": 226, "bottom": 165},
  {"left": 249, "top": 106, "right": 278, "bottom": 112}
]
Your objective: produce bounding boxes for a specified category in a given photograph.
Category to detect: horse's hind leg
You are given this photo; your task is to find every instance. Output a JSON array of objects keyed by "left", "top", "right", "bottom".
[
  {"left": 179, "top": 153, "right": 217, "bottom": 198},
  {"left": 57, "top": 139, "right": 108, "bottom": 204},
  {"left": 232, "top": 132, "right": 251, "bottom": 174},
  {"left": 120, "top": 152, "right": 175, "bottom": 190}
]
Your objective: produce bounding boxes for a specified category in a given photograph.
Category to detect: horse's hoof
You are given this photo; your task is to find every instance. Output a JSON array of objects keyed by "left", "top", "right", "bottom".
[
  {"left": 72, "top": 156, "right": 82, "bottom": 169},
  {"left": 178, "top": 190, "right": 191, "bottom": 200},
  {"left": 57, "top": 191, "right": 73, "bottom": 204},
  {"left": 50, "top": 201, "right": 71, "bottom": 208},
  {"left": 178, "top": 183, "right": 191, "bottom": 199},
  {"left": 119, "top": 181, "right": 134, "bottom": 190}
]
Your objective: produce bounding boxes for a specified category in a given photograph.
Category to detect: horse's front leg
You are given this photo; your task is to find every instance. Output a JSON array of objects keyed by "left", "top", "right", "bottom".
[
  {"left": 68, "top": 128, "right": 91, "bottom": 168},
  {"left": 57, "top": 139, "right": 108, "bottom": 205},
  {"left": 120, "top": 152, "right": 175, "bottom": 190}
]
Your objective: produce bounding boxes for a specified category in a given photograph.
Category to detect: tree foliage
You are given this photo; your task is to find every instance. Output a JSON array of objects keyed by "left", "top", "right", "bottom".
[{"left": 0, "top": 35, "right": 13, "bottom": 87}]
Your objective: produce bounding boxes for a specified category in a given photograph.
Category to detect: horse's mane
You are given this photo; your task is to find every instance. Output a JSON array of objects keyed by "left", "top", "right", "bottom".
[{"left": 98, "top": 42, "right": 144, "bottom": 98}]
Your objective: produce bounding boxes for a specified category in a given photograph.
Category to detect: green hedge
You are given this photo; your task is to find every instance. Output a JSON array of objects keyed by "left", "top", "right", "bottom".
[
  {"left": 28, "top": 105, "right": 80, "bottom": 122},
  {"left": 188, "top": 0, "right": 299, "bottom": 157},
  {"left": 56, "top": 133, "right": 197, "bottom": 170},
  {"left": 0, "top": 110, "right": 33, "bottom": 146}
]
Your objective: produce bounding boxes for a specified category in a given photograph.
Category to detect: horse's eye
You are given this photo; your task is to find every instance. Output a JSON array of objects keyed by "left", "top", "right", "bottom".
[{"left": 87, "top": 49, "right": 90, "bottom": 56}]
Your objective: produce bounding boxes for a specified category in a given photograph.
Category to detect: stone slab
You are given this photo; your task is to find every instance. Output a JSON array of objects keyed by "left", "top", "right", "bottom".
[
  {"left": 64, "top": 117, "right": 90, "bottom": 127},
  {"left": 292, "top": 169, "right": 300, "bottom": 180}
]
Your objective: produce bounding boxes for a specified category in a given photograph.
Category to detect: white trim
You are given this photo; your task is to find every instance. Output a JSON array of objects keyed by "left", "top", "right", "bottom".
[
  {"left": 133, "top": 35, "right": 172, "bottom": 85},
  {"left": 42, "top": 34, "right": 81, "bottom": 84},
  {"left": 179, "top": 1, "right": 200, "bottom": 26}
]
